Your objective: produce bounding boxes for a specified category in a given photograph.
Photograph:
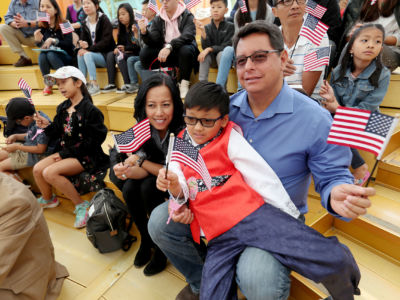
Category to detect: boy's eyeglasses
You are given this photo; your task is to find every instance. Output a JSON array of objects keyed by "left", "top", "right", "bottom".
[
  {"left": 276, "top": 0, "right": 306, "bottom": 7},
  {"left": 183, "top": 115, "right": 223, "bottom": 128},
  {"left": 235, "top": 50, "right": 282, "bottom": 68}
]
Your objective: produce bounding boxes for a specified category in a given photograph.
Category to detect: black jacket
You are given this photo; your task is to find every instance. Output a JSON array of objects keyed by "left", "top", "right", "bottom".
[
  {"left": 80, "top": 13, "right": 116, "bottom": 57},
  {"left": 37, "top": 26, "right": 74, "bottom": 56},
  {"left": 141, "top": 9, "right": 197, "bottom": 51},
  {"left": 317, "top": 0, "right": 342, "bottom": 46},
  {"left": 201, "top": 19, "right": 234, "bottom": 55},
  {"left": 45, "top": 97, "right": 109, "bottom": 171},
  {"left": 117, "top": 29, "right": 140, "bottom": 56}
]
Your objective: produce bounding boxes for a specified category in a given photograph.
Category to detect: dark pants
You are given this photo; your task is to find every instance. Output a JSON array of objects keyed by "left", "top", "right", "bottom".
[
  {"left": 139, "top": 44, "right": 198, "bottom": 81},
  {"left": 201, "top": 203, "right": 360, "bottom": 300},
  {"left": 105, "top": 51, "right": 133, "bottom": 85},
  {"left": 122, "top": 176, "right": 167, "bottom": 247},
  {"left": 39, "top": 51, "right": 72, "bottom": 76},
  {"left": 350, "top": 148, "right": 365, "bottom": 169}
]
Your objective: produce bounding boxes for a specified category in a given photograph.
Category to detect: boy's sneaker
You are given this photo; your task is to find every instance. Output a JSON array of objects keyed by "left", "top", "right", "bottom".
[
  {"left": 88, "top": 83, "right": 100, "bottom": 96},
  {"left": 126, "top": 83, "right": 139, "bottom": 94},
  {"left": 116, "top": 84, "right": 129, "bottom": 93},
  {"left": 101, "top": 84, "right": 117, "bottom": 93},
  {"left": 74, "top": 201, "right": 90, "bottom": 228},
  {"left": 37, "top": 194, "right": 59, "bottom": 209}
]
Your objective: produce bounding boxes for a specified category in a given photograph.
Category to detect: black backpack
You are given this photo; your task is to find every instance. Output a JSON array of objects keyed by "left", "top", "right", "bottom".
[{"left": 86, "top": 188, "right": 136, "bottom": 253}]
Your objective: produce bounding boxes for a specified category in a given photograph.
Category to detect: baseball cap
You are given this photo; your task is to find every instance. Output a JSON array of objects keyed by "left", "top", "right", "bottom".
[
  {"left": 5, "top": 97, "right": 36, "bottom": 131},
  {"left": 44, "top": 66, "right": 87, "bottom": 86}
]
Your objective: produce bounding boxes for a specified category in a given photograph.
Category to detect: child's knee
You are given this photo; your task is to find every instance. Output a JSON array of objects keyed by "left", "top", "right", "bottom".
[{"left": 42, "top": 167, "right": 56, "bottom": 183}]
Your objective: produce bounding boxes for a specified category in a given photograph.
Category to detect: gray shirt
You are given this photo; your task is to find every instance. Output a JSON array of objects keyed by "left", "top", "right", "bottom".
[{"left": 4, "top": 0, "right": 39, "bottom": 37}]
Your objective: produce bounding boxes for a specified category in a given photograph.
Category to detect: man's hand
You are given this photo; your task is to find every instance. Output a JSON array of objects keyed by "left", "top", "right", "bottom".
[
  {"left": 168, "top": 202, "right": 194, "bottom": 224},
  {"left": 13, "top": 13, "right": 27, "bottom": 28},
  {"left": 2, "top": 143, "right": 20, "bottom": 153},
  {"left": 283, "top": 58, "right": 296, "bottom": 77},
  {"left": 330, "top": 184, "right": 374, "bottom": 219},
  {"left": 158, "top": 47, "right": 171, "bottom": 63},
  {"left": 138, "top": 19, "right": 147, "bottom": 35}
]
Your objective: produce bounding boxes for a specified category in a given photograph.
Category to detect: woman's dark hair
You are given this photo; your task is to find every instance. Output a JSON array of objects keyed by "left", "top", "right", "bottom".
[
  {"left": 87, "top": 0, "right": 103, "bottom": 21},
  {"left": 134, "top": 73, "right": 184, "bottom": 133},
  {"left": 334, "top": 24, "right": 385, "bottom": 88},
  {"left": 360, "top": 0, "right": 398, "bottom": 21},
  {"left": 39, "top": 0, "right": 63, "bottom": 30},
  {"left": 236, "top": 0, "right": 267, "bottom": 28},
  {"left": 184, "top": 81, "right": 230, "bottom": 116},
  {"left": 72, "top": 77, "right": 93, "bottom": 103},
  {"left": 117, "top": 3, "right": 135, "bottom": 36}
]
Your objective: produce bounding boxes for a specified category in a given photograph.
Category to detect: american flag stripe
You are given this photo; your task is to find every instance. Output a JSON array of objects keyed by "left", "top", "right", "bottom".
[
  {"left": 304, "top": 47, "right": 330, "bottom": 71},
  {"left": 148, "top": 0, "right": 159, "bottom": 14},
  {"left": 327, "top": 107, "right": 396, "bottom": 157},
  {"left": 239, "top": 0, "right": 248, "bottom": 13},
  {"left": 184, "top": 0, "right": 201, "bottom": 10},
  {"left": 18, "top": 78, "right": 33, "bottom": 103},
  {"left": 300, "top": 14, "right": 329, "bottom": 46},
  {"left": 60, "top": 22, "right": 74, "bottom": 34},
  {"left": 38, "top": 12, "right": 50, "bottom": 23},
  {"left": 114, "top": 118, "right": 151, "bottom": 153},
  {"left": 305, "top": 0, "right": 327, "bottom": 19}
]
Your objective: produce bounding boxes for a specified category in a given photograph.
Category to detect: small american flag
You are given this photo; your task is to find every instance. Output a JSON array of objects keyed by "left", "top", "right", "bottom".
[
  {"left": 304, "top": 46, "right": 330, "bottom": 71},
  {"left": 299, "top": 14, "right": 329, "bottom": 46},
  {"left": 134, "top": 10, "right": 144, "bottom": 20},
  {"left": 113, "top": 118, "right": 151, "bottom": 153},
  {"left": 60, "top": 21, "right": 74, "bottom": 34},
  {"left": 18, "top": 78, "right": 33, "bottom": 104},
  {"left": 184, "top": 0, "right": 201, "bottom": 10},
  {"left": 116, "top": 49, "right": 124, "bottom": 62},
  {"left": 171, "top": 137, "right": 212, "bottom": 190},
  {"left": 327, "top": 107, "right": 399, "bottom": 159},
  {"left": 238, "top": 0, "right": 248, "bottom": 13},
  {"left": 148, "top": 0, "right": 159, "bottom": 14},
  {"left": 305, "top": 0, "right": 327, "bottom": 19},
  {"left": 37, "top": 11, "right": 50, "bottom": 23},
  {"left": 371, "top": 0, "right": 377, "bottom": 5}
]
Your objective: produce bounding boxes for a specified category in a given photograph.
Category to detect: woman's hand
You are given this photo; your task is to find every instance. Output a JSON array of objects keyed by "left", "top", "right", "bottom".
[
  {"left": 113, "top": 162, "right": 130, "bottom": 180},
  {"left": 158, "top": 47, "right": 171, "bottom": 63},
  {"left": 79, "top": 40, "right": 89, "bottom": 49},
  {"left": 78, "top": 48, "right": 88, "bottom": 56},
  {"left": 34, "top": 29, "right": 43, "bottom": 42},
  {"left": 41, "top": 38, "right": 53, "bottom": 49},
  {"left": 124, "top": 154, "right": 139, "bottom": 167},
  {"left": 117, "top": 45, "right": 125, "bottom": 53},
  {"left": 348, "top": 22, "right": 363, "bottom": 39}
]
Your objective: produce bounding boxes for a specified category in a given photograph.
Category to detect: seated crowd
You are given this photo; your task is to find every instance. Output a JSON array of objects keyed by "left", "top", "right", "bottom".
[{"left": 0, "top": 0, "right": 397, "bottom": 299}]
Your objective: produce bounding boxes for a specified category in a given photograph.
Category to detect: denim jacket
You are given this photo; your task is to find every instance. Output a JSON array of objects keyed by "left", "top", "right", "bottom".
[
  {"left": 4, "top": 0, "right": 39, "bottom": 37},
  {"left": 330, "top": 62, "right": 391, "bottom": 112}
]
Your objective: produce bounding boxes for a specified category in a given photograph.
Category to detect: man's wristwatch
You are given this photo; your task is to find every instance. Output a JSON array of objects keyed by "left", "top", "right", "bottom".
[{"left": 165, "top": 43, "right": 172, "bottom": 50}]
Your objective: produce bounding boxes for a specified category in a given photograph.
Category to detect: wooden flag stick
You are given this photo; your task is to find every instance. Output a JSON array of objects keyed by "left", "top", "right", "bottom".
[{"left": 165, "top": 133, "right": 175, "bottom": 179}]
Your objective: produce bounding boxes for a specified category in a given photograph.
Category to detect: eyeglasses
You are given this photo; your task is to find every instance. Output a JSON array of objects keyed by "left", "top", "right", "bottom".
[
  {"left": 276, "top": 0, "right": 306, "bottom": 7},
  {"left": 183, "top": 115, "right": 223, "bottom": 128},
  {"left": 235, "top": 50, "right": 282, "bottom": 68}
]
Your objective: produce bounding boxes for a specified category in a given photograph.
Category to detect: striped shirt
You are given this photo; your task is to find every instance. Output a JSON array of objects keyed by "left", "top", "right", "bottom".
[{"left": 283, "top": 32, "right": 329, "bottom": 101}]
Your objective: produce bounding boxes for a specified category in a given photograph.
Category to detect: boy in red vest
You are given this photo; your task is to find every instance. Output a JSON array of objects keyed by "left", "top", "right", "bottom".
[{"left": 157, "top": 82, "right": 361, "bottom": 300}]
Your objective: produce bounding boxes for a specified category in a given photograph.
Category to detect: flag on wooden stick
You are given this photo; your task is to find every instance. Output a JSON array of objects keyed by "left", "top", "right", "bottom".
[{"left": 113, "top": 118, "right": 151, "bottom": 153}]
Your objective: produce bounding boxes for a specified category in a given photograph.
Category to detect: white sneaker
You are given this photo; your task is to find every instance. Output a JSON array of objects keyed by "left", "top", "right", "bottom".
[
  {"left": 179, "top": 80, "right": 190, "bottom": 99},
  {"left": 88, "top": 83, "right": 100, "bottom": 96}
]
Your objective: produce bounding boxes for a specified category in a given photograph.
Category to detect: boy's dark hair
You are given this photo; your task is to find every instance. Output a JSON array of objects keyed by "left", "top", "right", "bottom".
[
  {"left": 142, "top": 0, "right": 149, "bottom": 4},
  {"left": 210, "top": 0, "right": 228, "bottom": 6},
  {"left": 184, "top": 81, "right": 229, "bottom": 116},
  {"left": 134, "top": 73, "right": 184, "bottom": 133},
  {"left": 233, "top": 21, "right": 284, "bottom": 53},
  {"left": 333, "top": 23, "right": 385, "bottom": 88}
]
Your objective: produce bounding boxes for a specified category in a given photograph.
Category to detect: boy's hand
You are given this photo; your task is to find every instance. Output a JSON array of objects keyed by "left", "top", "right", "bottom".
[
  {"left": 168, "top": 202, "right": 194, "bottom": 224},
  {"left": 157, "top": 168, "right": 180, "bottom": 194},
  {"left": 6, "top": 135, "right": 17, "bottom": 144},
  {"left": 194, "top": 19, "right": 205, "bottom": 31},
  {"left": 198, "top": 48, "right": 211, "bottom": 63},
  {"left": 2, "top": 143, "right": 20, "bottom": 153}
]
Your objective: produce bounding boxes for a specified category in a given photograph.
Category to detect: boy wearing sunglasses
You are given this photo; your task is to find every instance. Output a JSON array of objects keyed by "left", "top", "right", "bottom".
[{"left": 157, "top": 81, "right": 361, "bottom": 300}]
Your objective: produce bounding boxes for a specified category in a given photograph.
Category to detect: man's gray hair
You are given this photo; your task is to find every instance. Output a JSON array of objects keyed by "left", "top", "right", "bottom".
[{"left": 233, "top": 21, "right": 285, "bottom": 53}]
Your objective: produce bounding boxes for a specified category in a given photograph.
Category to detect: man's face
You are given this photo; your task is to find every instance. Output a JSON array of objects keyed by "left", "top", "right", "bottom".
[
  {"left": 272, "top": 0, "right": 306, "bottom": 27},
  {"left": 235, "top": 33, "right": 287, "bottom": 95},
  {"left": 162, "top": 0, "right": 179, "bottom": 15},
  {"left": 142, "top": 3, "right": 156, "bottom": 20}
]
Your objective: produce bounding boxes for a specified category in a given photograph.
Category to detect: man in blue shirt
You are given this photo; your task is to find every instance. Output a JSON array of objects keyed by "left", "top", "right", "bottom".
[
  {"left": 0, "top": 0, "right": 39, "bottom": 67},
  {"left": 148, "top": 21, "right": 375, "bottom": 300}
]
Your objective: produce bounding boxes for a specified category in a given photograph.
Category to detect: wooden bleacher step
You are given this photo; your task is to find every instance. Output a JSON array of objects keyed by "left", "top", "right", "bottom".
[
  {"left": 376, "top": 147, "right": 400, "bottom": 191},
  {"left": 0, "top": 44, "right": 39, "bottom": 65}
]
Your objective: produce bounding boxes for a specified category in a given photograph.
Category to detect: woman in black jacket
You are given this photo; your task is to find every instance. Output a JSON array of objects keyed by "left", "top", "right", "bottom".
[
  {"left": 77, "top": 0, "right": 115, "bottom": 95},
  {"left": 34, "top": 0, "right": 74, "bottom": 96},
  {"left": 103, "top": 3, "right": 141, "bottom": 94},
  {"left": 111, "top": 73, "right": 185, "bottom": 276},
  {"left": 140, "top": 0, "right": 199, "bottom": 98}
]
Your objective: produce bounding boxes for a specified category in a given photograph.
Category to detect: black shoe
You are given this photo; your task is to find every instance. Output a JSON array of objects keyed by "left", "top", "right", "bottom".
[
  {"left": 143, "top": 247, "right": 167, "bottom": 276},
  {"left": 14, "top": 56, "right": 32, "bottom": 67},
  {"left": 133, "top": 242, "right": 152, "bottom": 267}
]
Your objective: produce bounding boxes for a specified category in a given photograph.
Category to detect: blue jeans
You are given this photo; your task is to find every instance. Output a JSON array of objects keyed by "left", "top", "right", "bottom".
[
  {"left": 134, "top": 60, "right": 154, "bottom": 83},
  {"left": 77, "top": 51, "right": 106, "bottom": 81},
  {"left": 39, "top": 51, "right": 72, "bottom": 76},
  {"left": 126, "top": 55, "right": 140, "bottom": 84},
  {"left": 148, "top": 201, "right": 291, "bottom": 299},
  {"left": 216, "top": 46, "right": 242, "bottom": 90}
]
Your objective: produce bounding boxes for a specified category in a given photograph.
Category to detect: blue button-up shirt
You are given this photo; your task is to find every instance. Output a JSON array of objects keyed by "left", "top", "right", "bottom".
[
  {"left": 4, "top": 0, "right": 39, "bottom": 37},
  {"left": 230, "top": 82, "right": 354, "bottom": 216}
]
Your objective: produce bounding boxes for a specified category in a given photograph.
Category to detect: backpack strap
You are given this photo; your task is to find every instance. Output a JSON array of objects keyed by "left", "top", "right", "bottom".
[{"left": 121, "top": 216, "right": 136, "bottom": 251}]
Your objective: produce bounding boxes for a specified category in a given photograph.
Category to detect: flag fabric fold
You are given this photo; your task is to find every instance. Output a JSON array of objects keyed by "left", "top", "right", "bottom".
[
  {"left": 305, "top": 0, "right": 327, "bottom": 19},
  {"left": 148, "top": 0, "right": 159, "bottom": 14},
  {"left": 37, "top": 11, "right": 50, "bottom": 23},
  {"left": 327, "top": 106, "right": 399, "bottom": 159},
  {"left": 238, "top": 0, "right": 248, "bottom": 13},
  {"left": 170, "top": 137, "right": 212, "bottom": 190},
  {"left": 113, "top": 118, "right": 151, "bottom": 153},
  {"left": 184, "top": 0, "right": 201, "bottom": 10},
  {"left": 60, "top": 21, "right": 74, "bottom": 34},
  {"left": 299, "top": 14, "right": 329, "bottom": 46},
  {"left": 18, "top": 78, "right": 33, "bottom": 104},
  {"left": 304, "top": 46, "right": 330, "bottom": 71}
]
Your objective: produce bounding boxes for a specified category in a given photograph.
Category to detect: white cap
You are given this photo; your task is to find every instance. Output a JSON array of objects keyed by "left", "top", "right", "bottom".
[{"left": 44, "top": 66, "right": 87, "bottom": 85}]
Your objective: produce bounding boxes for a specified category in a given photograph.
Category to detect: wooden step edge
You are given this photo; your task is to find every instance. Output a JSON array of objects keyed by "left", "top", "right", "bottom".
[
  {"left": 290, "top": 273, "right": 328, "bottom": 300},
  {"left": 308, "top": 212, "right": 334, "bottom": 234},
  {"left": 334, "top": 217, "right": 400, "bottom": 263},
  {"left": 375, "top": 169, "right": 400, "bottom": 192}
]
